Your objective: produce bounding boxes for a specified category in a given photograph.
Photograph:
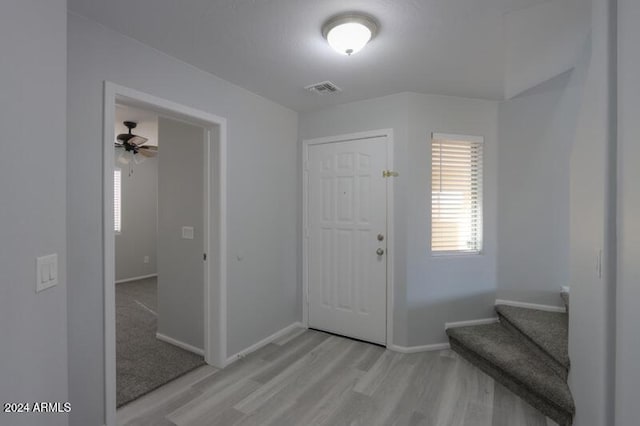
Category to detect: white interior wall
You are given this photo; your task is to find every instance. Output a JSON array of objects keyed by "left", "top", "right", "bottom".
[
  {"left": 567, "top": 0, "right": 616, "bottom": 423},
  {"left": 405, "top": 93, "right": 498, "bottom": 346},
  {"left": 497, "top": 68, "right": 587, "bottom": 306},
  {"left": 67, "top": 13, "right": 298, "bottom": 426},
  {"left": 114, "top": 151, "right": 158, "bottom": 282},
  {"left": 503, "top": 0, "right": 590, "bottom": 99},
  {"left": 0, "top": 2, "right": 68, "bottom": 426},
  {"left": 616, "top": 0, "right": 639, "bottom": 423},
  {"left": 299, "top": 92, "right": 499, "bottom": 347},
  {"left": 156, "top": 117, "right": 205, "bottom": 350}
]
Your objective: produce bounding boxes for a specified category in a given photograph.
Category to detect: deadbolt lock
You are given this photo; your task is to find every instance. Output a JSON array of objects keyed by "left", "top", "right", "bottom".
[{"left": 377, "top": 234, "right": 384, "bottom": 241}]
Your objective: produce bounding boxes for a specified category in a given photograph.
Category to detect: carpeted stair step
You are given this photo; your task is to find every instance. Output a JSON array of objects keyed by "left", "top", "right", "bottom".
[
  {"left": 495, "top": 305, "right": 569, "bottom": 380},
  {"left": 447, "top": 323, "right": 575, "bottom": 426}
]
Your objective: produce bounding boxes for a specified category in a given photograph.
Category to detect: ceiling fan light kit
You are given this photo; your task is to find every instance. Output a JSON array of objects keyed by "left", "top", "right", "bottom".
[{"left": 322, "top": 13, "right": 378, "bottom": 56}]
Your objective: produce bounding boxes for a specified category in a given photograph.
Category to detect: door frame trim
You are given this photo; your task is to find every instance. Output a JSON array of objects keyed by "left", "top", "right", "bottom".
[
  {"left": 302, "top": 129, "right": 395, "bottom": 347},
  {"left": 103, "top": 82, "right": 228, "bottom": 426}
]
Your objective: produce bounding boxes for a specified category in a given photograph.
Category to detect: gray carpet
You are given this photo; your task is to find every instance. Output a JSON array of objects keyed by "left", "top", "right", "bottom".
[
  {"left": 116, "top": 277, "right": 206, "bottom": 408},
  {"left": 496, "top": 304, "right": 569, "bottom": 378}
]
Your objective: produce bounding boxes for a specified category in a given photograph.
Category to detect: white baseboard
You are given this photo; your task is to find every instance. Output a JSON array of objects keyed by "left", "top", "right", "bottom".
[
  {"left": 495, "top": 299, "right": 567, "bottom": 313},
  {"left": 116, "top": 273, "right": 158, "bottom": 284},
  {"left": 388, "top": 342, "right": 450, "bottom": 353},
  {"left": 225, "top": 322, "right": 305, "bottom": 366},
  {"left": 156, "top": 332, "right": 205, "bottom": 356},
  {"left": 445, "top": 317, "right": 499, "bottom": 330}
]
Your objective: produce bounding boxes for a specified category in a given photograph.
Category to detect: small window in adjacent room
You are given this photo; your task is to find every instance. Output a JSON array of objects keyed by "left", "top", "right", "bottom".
[
  {"left": 431, "top": 133, "right": 483, "bottom": 255},
  {"left": 114, "top": 168, "right": 122, "bottom": 234}
]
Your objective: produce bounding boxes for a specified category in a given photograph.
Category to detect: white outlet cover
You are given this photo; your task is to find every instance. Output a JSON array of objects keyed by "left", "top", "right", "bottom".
[{"left": 182, "top": 226, "right": 195, "bottom": 240}]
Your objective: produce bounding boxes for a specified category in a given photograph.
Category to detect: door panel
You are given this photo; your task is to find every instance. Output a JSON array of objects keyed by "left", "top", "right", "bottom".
[{"left": 307, "top": 137, "right": 387, "bottom": 344}]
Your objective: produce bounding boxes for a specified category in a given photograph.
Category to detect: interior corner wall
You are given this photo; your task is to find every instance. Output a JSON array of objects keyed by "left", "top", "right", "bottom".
[
  {"left": 66, "top": 13, "right": 298, "bottom": 426},
  {"left": 115, "top": 151, "right": 158, "bottom": 282},
  {"left": 0, "top": 1, "right": 68, "bottom": 426},
  {"left": 299, "top": 92, "right": 499, "bottom": 347},
  {"left": 616, "top": 0, "right": 639, "bottom": 423},
  {"left": 496, "top": 68, "right": 587, "bottom": 306},
  {"left": 567, "top": 0, "right": 616, "bottom": 423}
]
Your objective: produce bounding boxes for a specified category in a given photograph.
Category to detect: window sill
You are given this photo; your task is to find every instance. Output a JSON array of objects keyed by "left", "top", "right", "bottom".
[{"left": 431, "top": 251, "right": 483, "bottom": 258}]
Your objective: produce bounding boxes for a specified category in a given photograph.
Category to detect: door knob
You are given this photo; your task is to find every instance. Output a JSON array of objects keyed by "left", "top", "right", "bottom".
[{"left": 376, "top": 248, "right": 384, "bottom": 256}]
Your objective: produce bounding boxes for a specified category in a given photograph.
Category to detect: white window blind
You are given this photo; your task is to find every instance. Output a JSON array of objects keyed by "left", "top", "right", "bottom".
[
  {"left": 431, "top": 133, "right": 483, "bottom": 254},
  {"left": 114, "top": 168, "right": 122, "bottom": 233}
]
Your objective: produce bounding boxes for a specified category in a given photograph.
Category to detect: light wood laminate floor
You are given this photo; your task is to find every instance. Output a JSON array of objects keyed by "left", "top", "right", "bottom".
[{"left": 118, "top": 329, "right": 558, "bottom": 426}]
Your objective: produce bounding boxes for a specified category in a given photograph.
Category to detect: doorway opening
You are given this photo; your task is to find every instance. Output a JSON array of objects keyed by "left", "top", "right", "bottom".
[
  {"left": 103, "top": 82, "right": 227, "bottom": 426},
  {"left": 113, "top": 104, "right": 210, "bottom": 407}
]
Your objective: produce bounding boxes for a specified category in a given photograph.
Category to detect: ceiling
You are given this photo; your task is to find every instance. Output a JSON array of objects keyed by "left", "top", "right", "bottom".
[{"left": 68, "top": 0, "right": 590, "bottom": 112}]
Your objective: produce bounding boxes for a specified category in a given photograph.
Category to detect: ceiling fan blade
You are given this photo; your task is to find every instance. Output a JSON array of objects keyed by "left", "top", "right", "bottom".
[
  {"left": 116, "top": 133, "right": 132, "bottom": 143},
  {"left": 128, "top": 135, "right": 148, "bottom": 146},
  {"left": 138, "top": 149, "right": 157, "bottom": 158},
  {"left": 138, "top": 145, "right": 158, "bottom": 152}
]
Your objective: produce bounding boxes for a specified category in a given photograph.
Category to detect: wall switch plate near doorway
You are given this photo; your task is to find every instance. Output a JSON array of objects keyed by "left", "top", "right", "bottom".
[
  {"left": 36, "top": 253, "right": 58, "bottom": 293},
  {"left": 182, "top": 226, "right": 195, "bottom": 240}
]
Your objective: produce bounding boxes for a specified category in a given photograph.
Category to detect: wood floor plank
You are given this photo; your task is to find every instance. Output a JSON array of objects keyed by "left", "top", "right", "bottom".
[
  {"left": 355, "top": 343, "right": 386, "bottom": 372},
  {"left": 492, "top": 381, "right": 548, "bottom": 426},
  {"left": 353, "top": 349, "right": 404, "bottom": 396},
  {"left": 374, "top": 351, "right": 441, "bottom": 426},
  {"left": 117, "top": 365, "right": 217, "bottom": 425},
  {"left": 318, "top": 390, "right": 376, "bottom": 426},
  {"left": 273, "top": 368, "right": 363, "bottom": 426},
  {"left": 272, "top": 326, "right": 307, "bottom": 346},
  {"left": 262, "top": 341, "right": 375, "bottom": 426},
  {"left": 234, "top": 336, "right": 346, "bottom": 414},
  {"left": 123, "top": 388, "right": 200, "bottom": 426},
  {"left": 231, "top": 339, "right": 368, "bottom": 426},
  {"left": 167, "top": 379, "right": 262, "bottom": 426},
  {"left": 366, "top": 353, "right": 431, "bottom": 425},
  {"left": 248, "top": 331, "right": 331, "bottom": 384},
  {"left": 436, "top": 353, "right": 482, "bottom": 426},
  {"left": 190, "top": 356, "right": 267, "bottom": 395}
]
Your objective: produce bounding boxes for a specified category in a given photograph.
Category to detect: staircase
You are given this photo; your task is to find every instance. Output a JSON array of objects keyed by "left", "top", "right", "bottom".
[{"left": 446, "top": 301, "right": 574, "bottom": 425}]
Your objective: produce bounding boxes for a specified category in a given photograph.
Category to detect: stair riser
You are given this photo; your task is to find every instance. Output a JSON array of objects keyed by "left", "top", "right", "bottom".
[
  {"left": 497, "top": 313, "right": 569, "bottom": 381},
  {"left": 449, "top": 338, "right": 573, "bottom": 426}
]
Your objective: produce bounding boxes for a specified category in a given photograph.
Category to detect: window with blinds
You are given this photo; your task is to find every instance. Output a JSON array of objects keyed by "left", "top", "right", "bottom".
[
  {"left": 114, "top": 168, "right": 122, "bottom": 233},
  {"left": 431, "top": 133, "right": 483, "bottom": 254}
]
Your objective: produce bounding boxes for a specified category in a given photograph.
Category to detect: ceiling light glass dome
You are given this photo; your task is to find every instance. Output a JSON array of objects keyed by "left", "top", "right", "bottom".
[{"left": 322, "top": 14, "right": 378, "bottom": 56}]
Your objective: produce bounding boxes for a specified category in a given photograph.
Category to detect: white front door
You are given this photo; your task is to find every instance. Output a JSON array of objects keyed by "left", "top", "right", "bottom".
[{"left": 306, "top": 136, "right": 388, "bottom": 345}]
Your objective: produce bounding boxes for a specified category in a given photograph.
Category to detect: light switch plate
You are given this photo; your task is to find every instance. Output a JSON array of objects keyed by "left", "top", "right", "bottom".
[
  {"left": 182, "top": 226, "right": 195, "bottom": 240},
  {"left": 36, "top": 253, "right": 58, "bottom": 293}
]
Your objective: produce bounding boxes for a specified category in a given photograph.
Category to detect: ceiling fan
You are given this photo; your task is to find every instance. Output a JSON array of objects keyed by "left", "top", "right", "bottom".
[{"left": 115, "top": 121, "right": 157, "bottom": 164}]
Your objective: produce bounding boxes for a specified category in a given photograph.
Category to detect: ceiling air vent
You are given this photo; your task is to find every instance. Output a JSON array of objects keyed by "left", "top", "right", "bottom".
[{"left": 305, "top": 81, "right": 342, "bottom": 95}]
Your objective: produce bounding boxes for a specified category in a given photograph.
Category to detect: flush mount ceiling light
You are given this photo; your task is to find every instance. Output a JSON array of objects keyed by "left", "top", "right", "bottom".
[{"left": 322, "top": 13, "right": 378, "bottom": 56}]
